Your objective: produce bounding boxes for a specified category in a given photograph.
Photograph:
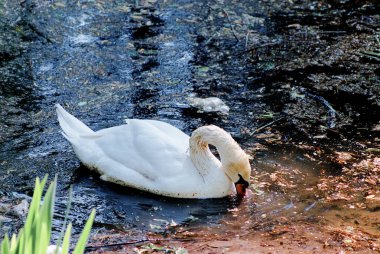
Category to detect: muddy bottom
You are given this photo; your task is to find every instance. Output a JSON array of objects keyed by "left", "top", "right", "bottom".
[{"left": 84, "top": 149, "right": 380, "bottom": 253}]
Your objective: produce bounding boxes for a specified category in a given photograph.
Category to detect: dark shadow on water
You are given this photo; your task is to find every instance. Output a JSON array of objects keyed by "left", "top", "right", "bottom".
[{"left": 53, "top": 165, "right": 240, "bottom": 236}]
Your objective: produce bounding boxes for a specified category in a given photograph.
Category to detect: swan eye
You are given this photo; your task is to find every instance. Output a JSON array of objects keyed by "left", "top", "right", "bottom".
[{"left": 236, "top": 174, "right": 249, "bottom": 188}]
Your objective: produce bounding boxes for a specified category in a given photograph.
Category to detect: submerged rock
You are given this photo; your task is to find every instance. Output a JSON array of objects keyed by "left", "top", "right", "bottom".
[{"left": 0, "top": 192, "right": 30, "bottom": 238}]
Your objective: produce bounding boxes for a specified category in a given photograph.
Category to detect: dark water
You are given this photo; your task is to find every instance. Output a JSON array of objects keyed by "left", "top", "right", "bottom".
[
  {"left": 54, "top": 169, "right": 239, "bottom": 234},
  {"left": 0, "top": 0, "right": 269, "bottom": 237},
  {"left": 2, "top": 0, "right": 377, "bottom": 243},
  {"left": 51, "top": 148, "right": 325, "bottom": 237}
]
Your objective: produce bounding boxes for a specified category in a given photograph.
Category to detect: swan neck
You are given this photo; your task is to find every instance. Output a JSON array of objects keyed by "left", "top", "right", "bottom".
[{"left": 189, "top": 126, "right": 243, "bottom": 174}]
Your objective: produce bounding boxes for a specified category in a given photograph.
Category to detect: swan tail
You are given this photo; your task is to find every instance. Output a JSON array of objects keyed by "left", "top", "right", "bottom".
[{"left": 56, "top": 104, "right": 94, "bottom": 140}]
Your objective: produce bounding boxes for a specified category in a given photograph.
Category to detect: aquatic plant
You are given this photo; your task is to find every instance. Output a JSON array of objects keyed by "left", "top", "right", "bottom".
[{"left": 0, "top": 176, "right": 95, "bottom": 254}]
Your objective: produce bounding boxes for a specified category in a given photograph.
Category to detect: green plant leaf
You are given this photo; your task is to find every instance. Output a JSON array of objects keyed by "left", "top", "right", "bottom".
[
  {"left": 24, "top": 178, "right": 41, "bottom": 233},
  {"left": 16, "top": 229, "right": 25, "bottom": 254},
  {"left": 38, "top": 180, "right": 56, "bottom": 252},
  {"left": 0, "top": 176, "right": 95, "bottom": 254},
  {"left": 1, "top": 235, "right": 10, "bottom": 254},
  {"left": 24, "top": 175, "right": 48, "bottom": 253},
  {"left": 73, "top": 209, "right": 96, "bottom": 254},
  {"left": 55, "top": 186, "right": 73, "bottom": 254},
  {"left": 32, "top": 213, "right": 42, "bottom": 254},
  {"left": 61, "top": 223, "right": 72, "bottom": 254},
  {"left": 10, "top": 234, "right": 16, "bottom": 254}
]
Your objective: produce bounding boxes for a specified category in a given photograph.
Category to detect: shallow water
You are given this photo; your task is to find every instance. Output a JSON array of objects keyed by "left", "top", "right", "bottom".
[
  {"left": 0, "top": 0, "right": 379, "bottom": 249},
  {"left": 0, "top": 0, "right": 267, "bottom": 237},
  {"left": 53, "top": 167, "right": 239, "bottom": 235},
  {"left": 49, "top": 147, "right": 327, "bottom": 239}
]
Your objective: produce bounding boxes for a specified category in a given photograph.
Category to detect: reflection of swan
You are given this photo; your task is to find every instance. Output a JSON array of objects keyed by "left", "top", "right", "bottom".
[{"left": 56, "top": 104, "right": 251, "bottom": 199}]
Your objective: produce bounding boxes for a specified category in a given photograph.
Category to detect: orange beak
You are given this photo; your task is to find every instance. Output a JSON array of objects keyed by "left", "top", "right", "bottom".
[
  {"left": 235, "top": 174, "right": 249, "bottom": 197},
  {"left": 235, "top": 183, "right": 247, "bottom": 196}
]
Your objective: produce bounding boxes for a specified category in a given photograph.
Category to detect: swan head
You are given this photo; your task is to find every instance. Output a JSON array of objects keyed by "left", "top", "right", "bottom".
[
  {"left": 224, "top": 155, "right": 251, "bottom": 196},
  {"left": 190, "top": 124, "right": 252, "bottom": 197}
]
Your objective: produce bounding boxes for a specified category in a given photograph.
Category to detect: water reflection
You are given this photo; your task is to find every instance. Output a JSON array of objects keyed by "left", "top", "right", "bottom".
[
  {"left": 53, "top": 166, "right": 240, "bottom": 235},
  {"left": 52, "top": 148, "right": 327, "bottom": 238}
]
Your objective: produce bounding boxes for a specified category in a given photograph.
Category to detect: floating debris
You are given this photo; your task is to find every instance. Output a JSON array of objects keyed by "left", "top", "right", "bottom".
[{"left": 188, "top": 95, "right": 229, "bottom": 114}]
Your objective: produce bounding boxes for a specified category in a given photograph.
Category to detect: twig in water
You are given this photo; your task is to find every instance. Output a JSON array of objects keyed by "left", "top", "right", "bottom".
[
  {"left": 205, "top": 31, "right": 220, "bottom": 45},
  {"left": 84, "top": 237, "right": 195, "bottom": 251},
  {"left": 359, "top": 50, "right": 380, "bottom": 61},
  {"left": 300, "top": 88, "right": 337, "bottom": 128},
  {"left": 84, "top": 239, "right": 149, "bottom": 251},
  {"left": 222, "top": 9, "right": 239, "bottom": 43},
  {"left": 204, "top": 5, "right": 239, "bottom": 44},
  {"left": 27, "top": 22, "right": 53, "bottom": 43},
  {"left": 250, "top": 117, "right": 284, "bottom": 135},
  {"left": 245, "top": 31, "right": 250, "bottom": 50},
  {"left": 238, "top": 41, "right": 283, "bottom": 56}
]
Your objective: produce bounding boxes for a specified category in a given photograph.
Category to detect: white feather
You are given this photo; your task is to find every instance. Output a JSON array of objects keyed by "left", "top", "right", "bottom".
[{"left": 56, "top": 104, "right": 251, "bottom": 199}]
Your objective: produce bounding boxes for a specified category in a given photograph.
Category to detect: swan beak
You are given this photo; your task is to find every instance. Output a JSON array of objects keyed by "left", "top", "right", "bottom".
[
  {"left": 235, "top": 175, "right": 249, "bottom": 196},
  {"left": 235, "top": 183, "right": 247, "bottom": 196}
]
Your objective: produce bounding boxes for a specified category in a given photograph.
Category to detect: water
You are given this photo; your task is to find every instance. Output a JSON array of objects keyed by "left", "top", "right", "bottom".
[
  {"left": 1, "top": 0, "right": 378, "bottom": 248},
  {"left": 55, "top": 170, "right": 239, "bottom": 233},
  {"left": 0, "top": 0, "right": 267, "bottom": 237},
  {"left": 49, "top": 148, "right": 326, "bottom": 238}
]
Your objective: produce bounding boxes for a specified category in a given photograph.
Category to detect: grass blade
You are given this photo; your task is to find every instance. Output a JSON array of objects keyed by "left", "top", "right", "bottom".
[
  {"left": 25, "top": 175, "right": 47, "bottom": 253},
  {"left": 1, "top": 176, "right": 95, "bottom": 254},
  {"left": 37, "top": 180, "right": 56, "bottom": 253},
  {"left": 10, "top": 234, "right": 16, "bottom": 253},
  {"left": 1, "top": 235, "right": 10, "bottom": 254},
  {"left": 54, "top": 185, "right": 73, "bottom": 254},
  {"left": 73, "top": 209, "right": 96, "bottom": 254},
  {"left": 15, "top": 229, "right": 24, "bottom": 254},
  {"left": 61, "top": 223, "right": 72, "bottom": 254}
]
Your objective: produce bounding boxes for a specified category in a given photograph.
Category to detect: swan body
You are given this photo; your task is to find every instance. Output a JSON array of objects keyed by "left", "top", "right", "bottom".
[{"left": 56, "top": 104, "right": 251, "bottom": 199}]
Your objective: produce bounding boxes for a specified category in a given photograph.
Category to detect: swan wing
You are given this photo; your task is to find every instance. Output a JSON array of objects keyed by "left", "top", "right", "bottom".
[
  {"left": 57, "top": 105, "right": 232, "bottom": 197},
  {"left": 82, "top": 119, "right": 192, "bottom": 185}
]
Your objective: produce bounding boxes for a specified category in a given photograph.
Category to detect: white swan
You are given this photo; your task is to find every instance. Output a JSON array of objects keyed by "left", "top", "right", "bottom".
[{"left": 56, "top": 104, "right": 251, "bottom": 199}]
